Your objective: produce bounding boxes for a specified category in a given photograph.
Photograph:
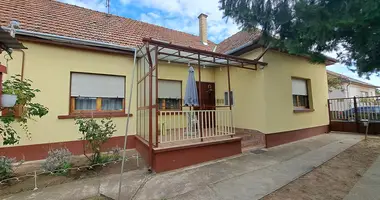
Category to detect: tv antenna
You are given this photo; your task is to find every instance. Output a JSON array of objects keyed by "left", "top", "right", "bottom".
[{"left": 106, "top": 0, "right": 110, "bottom": 15}]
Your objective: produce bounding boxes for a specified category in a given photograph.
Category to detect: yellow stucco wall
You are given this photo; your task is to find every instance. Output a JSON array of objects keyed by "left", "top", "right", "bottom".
[
  {"left": 261, "top": 51, "right": 329, "bottom": 133},
  {"left": 214, "top": 48, "right": 267, "bottom": 132},
  {"left": 0, "top": 41, "right": 136, "bottom": 146},
  {"left": 0, "top": 41, "right": 329, "bottom": 147},
  {"left": 223, "top": 49, "right": 329, "bottom": 133}
]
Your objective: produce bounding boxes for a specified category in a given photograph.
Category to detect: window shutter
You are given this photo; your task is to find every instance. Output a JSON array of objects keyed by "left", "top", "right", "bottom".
[
  {"left": 158, "top": 80, "right": 181, "bottom": 99},
  {"left": 292, "top": 79, "right": 308, "bottom": 95},
  {"left": 71, "top": 73, "right": 125, "bottom": 98}
]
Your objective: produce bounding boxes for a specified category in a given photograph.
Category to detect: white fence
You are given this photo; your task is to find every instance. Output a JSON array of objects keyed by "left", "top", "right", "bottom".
[
  {"left": 329, "top": 96, "right": 380, "bottom": 122},
  {"left": 159, "top": 110, "right": 235, "bottom": 144}
]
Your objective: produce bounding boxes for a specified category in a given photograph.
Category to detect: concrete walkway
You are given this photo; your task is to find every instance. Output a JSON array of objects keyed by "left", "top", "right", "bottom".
[
  {"left": 3, "top": 133, "right": 362, "bottom": 200},
  {"left": 344, "top": 153, "right": 380, "bottom": 200}
]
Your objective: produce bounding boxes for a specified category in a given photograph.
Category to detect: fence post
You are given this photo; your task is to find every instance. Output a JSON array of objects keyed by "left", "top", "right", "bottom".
[
  {"left": 353, "top": 96, "right": 360, "bottom": 133},
  {"left": 327, "top": 99, "right": 331, "bottom": 132}
]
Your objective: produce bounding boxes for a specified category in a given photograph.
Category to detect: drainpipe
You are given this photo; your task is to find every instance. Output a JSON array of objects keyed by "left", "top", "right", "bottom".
[{"left": 13, "top": 49, "right": 25, "bottom": 80}]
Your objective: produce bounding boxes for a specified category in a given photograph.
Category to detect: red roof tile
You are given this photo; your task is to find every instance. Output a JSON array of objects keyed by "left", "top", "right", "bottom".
[
  {"left": 216, "top": 31, "right": 261, "bottom": 54},
  {"left": 0, "top": 0, "right": 217, "bottom": 51}
]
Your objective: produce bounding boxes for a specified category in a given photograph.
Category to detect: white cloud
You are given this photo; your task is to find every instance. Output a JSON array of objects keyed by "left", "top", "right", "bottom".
[
  {"left": 59, "top": 0, "right": 240, "bottom": 43},
  {"left": 122, "top": 0, "right": 240, "bottom": 43}
]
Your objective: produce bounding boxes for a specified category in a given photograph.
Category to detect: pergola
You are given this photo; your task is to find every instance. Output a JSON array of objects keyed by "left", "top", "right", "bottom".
[{"left": 135, "top": 38, "right": 267, "bottom": 168}]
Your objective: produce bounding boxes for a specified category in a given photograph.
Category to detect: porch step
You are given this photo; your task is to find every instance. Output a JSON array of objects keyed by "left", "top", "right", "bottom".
[
  {"left": 242, "top": 140, "right": 263, "bottom": 148},
  {"left": 236, "top": 132, "right": 266, "bottom": 151}
]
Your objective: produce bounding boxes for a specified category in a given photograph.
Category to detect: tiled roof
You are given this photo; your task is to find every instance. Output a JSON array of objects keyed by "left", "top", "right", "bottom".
[
  {"left": 0, "top": 0, "right": 217, "bottom": 51},
  {"left": 216, "top": 31, "right": 261, "bottom": 54},
  {"left": 327, "top": 70, "right": 379, "bottom": 88}
]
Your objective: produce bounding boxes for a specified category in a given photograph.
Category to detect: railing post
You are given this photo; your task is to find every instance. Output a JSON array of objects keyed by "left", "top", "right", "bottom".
[
  {"left": 198, "top": 53, "right": 203, "bottom": 142},
  {"left": 354, "top": 96, "right": 360, "bottom": 133}
]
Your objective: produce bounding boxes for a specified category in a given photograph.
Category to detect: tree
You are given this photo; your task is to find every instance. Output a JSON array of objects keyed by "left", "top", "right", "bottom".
[
  {"left": 219, "top": 0, "right": 380, "bottom": 76},
  {"left": 327, "top": 75, "right": 344, "bottom": 92}
]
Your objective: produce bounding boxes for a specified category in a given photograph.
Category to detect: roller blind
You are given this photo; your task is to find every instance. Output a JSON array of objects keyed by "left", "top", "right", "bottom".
[
  {"left": 71, "top": 73, "right": 125, "bottom": 98},
  {"left": 292, "top": 78, "right": 308, "bottom": 95},
  {"left": 158, "top": 80, "right": 181, "bottom": 99}
]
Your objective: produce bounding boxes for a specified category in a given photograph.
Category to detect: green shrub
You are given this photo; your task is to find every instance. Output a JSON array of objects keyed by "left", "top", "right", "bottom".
[
  {"left": 42, "top": 148, "right": 72, "bottom": 174},
  {"left": 75, "top": 118, "right": 117, "bottom": 165},
  {"left": 0, "top": 156, "right": 22, "bottom": 181}
]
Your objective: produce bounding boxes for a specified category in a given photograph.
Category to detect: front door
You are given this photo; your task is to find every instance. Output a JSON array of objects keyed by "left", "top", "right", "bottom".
[
  {"left": 196, "top": 82, "right": 215, "bottom": 129},
  {"left": 196, "top": 82, "right": 215, "bottom": 109}
]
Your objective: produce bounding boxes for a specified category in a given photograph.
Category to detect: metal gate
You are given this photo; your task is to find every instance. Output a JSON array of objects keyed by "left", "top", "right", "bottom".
[{"left": 329, "top": 96, "right": 380, "bottom": 134}]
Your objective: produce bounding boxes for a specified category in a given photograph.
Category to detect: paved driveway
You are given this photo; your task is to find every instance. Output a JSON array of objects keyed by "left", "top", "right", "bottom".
[{"left": 3, "top": 132, "right": 362, "bottom": 200}]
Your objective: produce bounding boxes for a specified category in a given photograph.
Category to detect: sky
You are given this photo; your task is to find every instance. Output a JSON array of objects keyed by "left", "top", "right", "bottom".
[{"left": 59, "top": 0, "right": 380, "bottom": 87}]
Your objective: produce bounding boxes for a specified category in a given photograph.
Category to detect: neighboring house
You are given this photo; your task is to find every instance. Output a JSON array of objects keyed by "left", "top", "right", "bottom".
[
  {"left": 0, "top": 0, "right": 334, "bottom": 172},
  {"left": 328, "top": 70, "right": 378, "bottom": 99}
]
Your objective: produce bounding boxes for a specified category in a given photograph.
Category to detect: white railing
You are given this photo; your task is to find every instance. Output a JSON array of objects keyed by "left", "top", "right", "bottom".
[{"left": 159, "top": 109, "right": 235, "bottom": 144}]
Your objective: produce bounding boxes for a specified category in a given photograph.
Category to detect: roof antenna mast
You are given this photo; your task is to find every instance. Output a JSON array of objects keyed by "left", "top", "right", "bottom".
[{"left": 106, "top": 0, "right": 110, "bottom": 15}]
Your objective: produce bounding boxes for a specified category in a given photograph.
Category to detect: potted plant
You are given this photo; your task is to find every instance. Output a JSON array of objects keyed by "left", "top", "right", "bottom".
[
  {"left": 1, "top": 93, "right": 17, "bottom": 108},
  {"left": 1, "top": 75, "right": 44, "bottom": 117},
  {"left": 0, "top": 75, "right": 48, "bottom": 145}
]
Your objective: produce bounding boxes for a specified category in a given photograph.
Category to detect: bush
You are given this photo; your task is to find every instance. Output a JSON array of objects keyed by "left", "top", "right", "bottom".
[
  {"left": 42, "top": 148, "right": 72, "bottom": 174},
  {"left": 75, "top": 118, "right": 117, "bottom": 165},
  {"left": 0, "top": 156, "right": 22, "bottom": 181}
]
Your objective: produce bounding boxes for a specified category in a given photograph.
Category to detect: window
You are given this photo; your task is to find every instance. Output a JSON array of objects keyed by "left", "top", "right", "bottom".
[
  {"left": 224, "top": 91, "right": 234, "bottom": 106},
  {"left": 292, "top": 78, "right": 310, "bottom": 110},
  {"left": 361, "top": 91, "right": 369, "bottom": 97},
  {"left": 158, "top": 80, "right": 181, "bottom": 110},
  {"left": 70, "top": 73, "right": 125, "bottom": 113}
]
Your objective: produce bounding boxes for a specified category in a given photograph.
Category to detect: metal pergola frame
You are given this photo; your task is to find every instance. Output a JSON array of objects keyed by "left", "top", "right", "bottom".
[{"left": 135, "top": 38, "right": 268, "bottom": 169}]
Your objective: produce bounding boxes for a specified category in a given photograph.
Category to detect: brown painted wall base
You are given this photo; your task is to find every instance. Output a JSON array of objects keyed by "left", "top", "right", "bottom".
[
  {"left": 265, "top": 125, "right": 329, "bottom": 148},
  {"left": 330, "top": 121, "right": 380, "bottom": 135},
  {"left": 0, "top": 135, "right": 136, "bottom": 161},
  {"left": 153, "top": 138, "right": 242, "bottom": 172},
  {"left": 134, "top": 137, "right": 242, "bottom": 173},
  {"left": 135, "top": 136, "right": 150, "bottom": 165}
]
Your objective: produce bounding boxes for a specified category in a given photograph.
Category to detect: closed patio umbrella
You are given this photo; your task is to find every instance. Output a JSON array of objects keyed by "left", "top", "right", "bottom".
[
  {"left": 184, "top": 66, "right": 199, "bottom": 135},
  {"left": 184, "top": 66, "right": 199, "bottom": 106}
]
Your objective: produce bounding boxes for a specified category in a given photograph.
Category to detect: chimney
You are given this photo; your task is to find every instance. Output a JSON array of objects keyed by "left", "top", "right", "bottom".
[{"left": 198, "top": 13, "right": 208, "bottom": 45}]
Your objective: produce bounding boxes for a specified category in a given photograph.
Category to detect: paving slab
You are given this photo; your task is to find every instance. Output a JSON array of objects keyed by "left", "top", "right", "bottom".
[
  {"left": 210, "top": 136, "right": 362, "bottom": 200},
  {"left": 168, "top": 186, "right": 218, "bottom": 200},
  {"left": 344, "top": 154, "right": 380, "bottom": 200},
  {"left": 2, "top": 169, "right": 148, "bottom": 200},
  {"left": 2, "top": 133, "right": 362, "bottom": 200}
]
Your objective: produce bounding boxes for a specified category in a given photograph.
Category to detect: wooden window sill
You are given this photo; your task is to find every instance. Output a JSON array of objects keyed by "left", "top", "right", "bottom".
[
  {"left": 58, "top": 112, "right": 133, "bottom": 119},
  {"left": 293, "top": 109, "right": 314, "bottom": 113}
]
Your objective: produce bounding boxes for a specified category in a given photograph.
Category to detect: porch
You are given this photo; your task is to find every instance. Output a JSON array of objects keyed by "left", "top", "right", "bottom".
[{"left": 135, "top": 38, "right": 267, "bottom": 172}]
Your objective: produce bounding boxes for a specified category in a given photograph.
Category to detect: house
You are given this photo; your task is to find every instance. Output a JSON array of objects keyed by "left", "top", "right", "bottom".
[
  {"left": 328, "top": 70, "right": 378, "bottom": 99},
  {"left": 0, "top": 0, "right": 334, "bottom": 172}
]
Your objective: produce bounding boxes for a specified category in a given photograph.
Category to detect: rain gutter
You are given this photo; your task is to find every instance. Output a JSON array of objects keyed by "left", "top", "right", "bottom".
[{"left": 1, "top": 27, "right": 136, "bottom": 52}]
